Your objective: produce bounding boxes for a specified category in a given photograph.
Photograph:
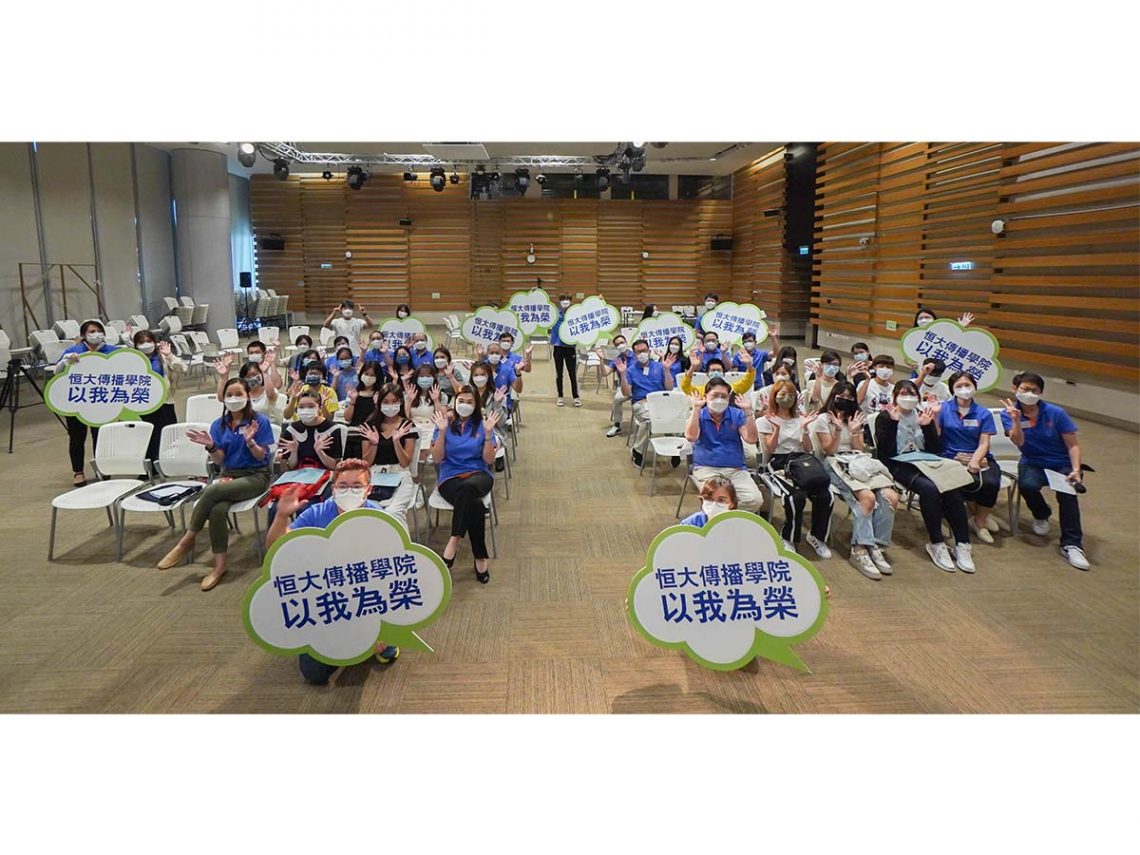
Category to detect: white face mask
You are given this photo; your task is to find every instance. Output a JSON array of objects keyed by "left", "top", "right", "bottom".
[
  {"left": 434, "top": 358, "right": 448, "bottom": 369},
  {"left": 85, "top": 332, "right": 105, "bottom": 346},
  {"left": 499, "top": 341, "right": 513, "bottom": 352},
  {"left": 370, "top": 339, "right": 383, "bottom": 350},
  {"left": 360, "top": 374, "right": 376, "bottom": 387},
  {"left": 876, "top": 367, "right": 894, "bottom": 380},
  {"left": 1015, "top": 391, "right": 1040, "bottom": 406},
  {"left": 853, "top": 351, "right": 869, "bottom": 362},
  {"left": 137, "top": 342, "right": 155, "bottom": 355},
  {"left": 397, "top": 311, "right": 408, "bottom": 319},
  {"left": 341, "top": 309, "right": 353, "bottom": 318},
  {"left": 247, "top": 352, "right": 263, "bottom": 363},
  {"left": 822, "top": 364, "right": 840, "bottom": 377},
  {"left": 297, "top": 407, "right": 319, "bottom": 423},
  {"left": 487, "top": 353, "right": 501, "bottom": 365},
  {"left": 743, "top": 341, "right": 755, "bottom": 351},
  {"left": 954, "top": 386, "right": 976, "bottom": 400},
  {"left": 616, "top": 343, "right": 628, "bottom": 353},
  {"left": 456, "top": 402, "right": 475, "bottom": 418},
  {"left": 224, "top": 396, "right": 247, "bottom": 412},
  {"left": 917, "top": 317, "right": 933, "bottom": 327},
  {"left": 668, "top": 344, "right": 681, "bottom": 353},
  {"left": 707, "top": 398, "right": 729, "bottom": 413},
  {"left": 705, "top": 301, "right": 716, "bottom": 309},
  {"left": 636, "top": 351, "right": 650, "bottom": 364},
  {"left": 702, "top": 500, "right": 730, "bottom": 518},
  {"left": 472, "top": 374, "right": 489, "bottom": 387},
  {"left": 414, "top": 340, "right": 428, "bottom": 351},
  {"left": 704, "top": 341, "right": 718, "bottom": 352},
  {"left": 559, "top": 300, "right": 571, "bottom": 309},
  {"left": 380, "top": 403, "right": 401, "bottom": 418},
  {"left": 333, "top": 485, "right": 366, "bottom": 512},
  {"left": 897, "top": 396, "right": 920, "bottom": 411},
  {"left": 922, "top": 375, "right": 938, "bottom": 386}
]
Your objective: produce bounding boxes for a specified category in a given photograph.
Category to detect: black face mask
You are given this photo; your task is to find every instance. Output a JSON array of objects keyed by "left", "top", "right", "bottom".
[
  {"left": 833, "top": 397, "right": 857, "bottom": 415},
  {"left": 305, "top": 375, "right": 322, "bottom": 386}
]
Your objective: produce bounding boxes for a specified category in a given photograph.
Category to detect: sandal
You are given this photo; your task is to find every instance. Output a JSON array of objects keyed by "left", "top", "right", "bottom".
[
  {"left": 73, "top": 474, "right": 88, "bottom": 488},
  {"left": 474, "top": 561, "right": 490, "bottom": 584}
]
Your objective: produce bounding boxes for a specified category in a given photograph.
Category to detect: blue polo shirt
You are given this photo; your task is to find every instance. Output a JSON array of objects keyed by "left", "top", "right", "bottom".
[
  {"left": 490, "top": 361, "right": 517, "bottom": 391},
  {"left": 362, "top": 346, "right": 387, "bottom": 366},
  {"left": 625, "top": 359, "right": 668, "bottom": 402},
  {"left": 609, "top": 352, "right": 632, "bottom": 373},
  {"left": 679, "top": 510, "right": 710, "bottom": 527},
  {"left": 734, "top": 349, "right": 768, "bottom": 389},
  {"left": 325, "top": 354, "right": 356, "bottom": 374},
  {"left": 692, "top": 406, "right": 747, "bottom": 470},
  {"left": 1000, "top": 401, "right": 1077, "bottom": 470},
  {"left": 699, "top": 347, "right": 726, "bottom": 369},
  {"left": 62, "top": 342, "right": 118, "bottom": 359},
  {"left": 549, "top": 311, "right": 568, "bottom": 346},
  {"left": 143, "top": 352, "right": 165, "bottom": 376},
  {"left": 209, "top": 412, "right": 275, "bottom": 470},
  {"left": 501, "top": 350, "right": 523, "bottom": 371},
  {"left": 938, "top": 400, "right": 996, "bottom": 460},
  {"left": 410, "top": 348, "right": 435, "bottom": 369},
  {"left": 291, "top": 497, "right": 383, "bottom": 531},
  {"left": 333, "top": 369, "right": 358, "bottom": 400},
  {"left": 432, "top": 420, "right": 497, "bottom": 484},
  {"left": 667, "top": 357, "right": 686, "bottom": 383}
]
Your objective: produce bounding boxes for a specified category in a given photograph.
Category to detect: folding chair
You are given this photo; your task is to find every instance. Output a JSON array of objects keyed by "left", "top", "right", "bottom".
[
  {"left": 216, "top": 328, "right": 242, "bottom": 357},
  {"left": 115, "top": 422, "right": 210, "bottom": 560},
  {"left": 639, "top": 390, "right": 693, "bottom": 496},
  {"left": 184, "top": 393, "right": 220, "bottom": 424},
  {"left": 427, "top": 488, "right": 497, "bottom": 558},
  {"left": 256, "top": 326, "right": 281, "bottom": 347},
  {"left": 218, "top": 424, "right": 282, "bottom": 562},
  {"left": 53, "top": 319, "right": 81, "bottom": 341},
  {"left": 48, "top": 421, "right": 154, "bottom": 559},
  {"left": 190, "top": 304, "right": 209, "bottom": 328}
]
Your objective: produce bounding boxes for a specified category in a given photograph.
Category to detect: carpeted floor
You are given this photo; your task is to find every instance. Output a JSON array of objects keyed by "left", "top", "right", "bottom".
[{"left": 0, "top": 338, "right": 1136, "bottom": 713}]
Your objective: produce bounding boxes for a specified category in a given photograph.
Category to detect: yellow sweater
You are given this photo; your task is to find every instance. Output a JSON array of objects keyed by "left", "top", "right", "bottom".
[{"left": 680, "top": 368, "right": 755, "bottom": 397}]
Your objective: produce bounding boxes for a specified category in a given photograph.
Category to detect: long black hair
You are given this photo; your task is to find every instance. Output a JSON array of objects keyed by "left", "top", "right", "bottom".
[
  {"left": 666, "top": 335, "right": 690, "bottom": 371},
  {"left": 221, "top": 377, "right": 256, "bottom": 423},
  {"left": 823, "top": 380, "right": 859, "bottom": 421},
  {"left": 450, "top": 385, "right": 483, "bottom": 436}
]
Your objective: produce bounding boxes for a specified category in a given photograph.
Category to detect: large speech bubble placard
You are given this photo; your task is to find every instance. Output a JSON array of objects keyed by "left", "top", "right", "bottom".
[
  {"left": 558, "top": 295, "right": 620, "bottom": 348},
  {"left": 635, "top": 312, "right": 696, "bottom": 353},
  {"left": 46, "top": 349, "right": 169, "bottom": 428},
  {"left": 627, "top": 512, "right": 828, "bottom": 672},
  {"left": 900, "top": 319, "right": 1003, "bottom": 391},
  {"left": 378, "top": 315, "right": 434, "bottom": 351},
  {"left": 461, "top": 306, "right": 526, "bottom": 348},
  {"left": 701, "top": 301, "right": 769, "bottom": 346},
  {"left": 506, "top": 288, "right": 557, "bottom": 335},
  {"left": 244, "top": 508, "right": 452, "bottom": 666}
]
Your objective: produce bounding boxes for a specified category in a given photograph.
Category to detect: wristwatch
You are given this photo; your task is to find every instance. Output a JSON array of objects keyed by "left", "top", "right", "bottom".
[{"left": 205, "top": 444, "right": 217, "bottom": 453}]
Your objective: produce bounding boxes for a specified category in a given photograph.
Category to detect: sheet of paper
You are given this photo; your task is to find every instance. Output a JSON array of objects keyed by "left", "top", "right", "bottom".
[{"left": 1045, "top": 469, "right": 1077, "bottom": 494}]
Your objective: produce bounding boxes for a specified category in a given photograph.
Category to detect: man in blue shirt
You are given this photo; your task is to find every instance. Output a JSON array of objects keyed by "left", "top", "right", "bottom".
[
  {"left": 265, "top": 458, "right": 403, "bottom": 684},
  {"left": 617, "top": 338, "right": 675, "bottom": 466},
  {"left": 999, "top": 372, "right": 1089, "bottom": 570},
  {"left": 408, "top": 332, "right": 436, "bottom": 370},
  {"left": 682, "top": 377, "right": 762, "bottom": 512},
  {"left": 694, "top": 293, "right": 719, "bottom": 334},
  {"left": 734, "top": 331, "right": 769, "bottom": 391},
  {"left": 696, "top": 332, "right": 727, "bottom": 369}
]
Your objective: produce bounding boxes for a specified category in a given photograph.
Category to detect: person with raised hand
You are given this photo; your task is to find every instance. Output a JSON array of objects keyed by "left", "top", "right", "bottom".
[
  {"left": 595, "top": 332, "right": 631, "bottom": 432},
  {"left": 683, "top": 378, "right": 762, "bottom": 512},
  {"left": 430, "top": 390, "right": 499, "bottom": 583},
  {"left": 358, "top": 382, "right": 419, "bottom": 533},
  {"left": 283, "top": 360, "right": 338, "bottom": 421},
  {"left": 343, "top": 361, "right": 382, "bottom": 459},
  {"left": 329, "top": 344, "right": 360, "bottom": 401},
  {"left": 938, "top": 371, "right": 1000, "bottom": 553},
  {"left": 619, "top": 338, "right": 674, "bottom": 468},
  {"left": 132, "top": 329, "right": 177, "bottom": 467},
  {"left": 323, "top": 300, "right": 372, "bottom": 357}
]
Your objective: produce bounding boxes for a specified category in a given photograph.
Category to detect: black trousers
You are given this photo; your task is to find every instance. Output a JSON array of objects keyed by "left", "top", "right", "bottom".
[
  {"left": 438, "top": 471, "right": 494, "bottom": 559},
  {"left": 552, "top": 345, "right": 579, "bottom": 399},
  {"left": 141, "top": 402, "right": 178, "bottom": 464},
  {"left": 960, "top": 462, "right": 1001, "bottom": 510},
  {"left": 887, "top": 460, "right": 969, "bottom": 544},
  {"left": 67, "top": 416, "right": 99, "bottom": 474},
  {"left": 770, "top": 453, "right": 833, "bottom": 543}
]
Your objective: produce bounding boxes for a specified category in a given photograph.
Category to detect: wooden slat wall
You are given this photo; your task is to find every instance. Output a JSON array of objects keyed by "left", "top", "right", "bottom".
[
  {"left": 470, "top": 200, "right": 503, "bottom": 306},
  {"left": 732, "top": 148, "right": 794, "bottom": 318},
  {"left": 503, "top": 200, "right": 561, "bottom": 295},
  {"left": 596, "top": 202, "right": 643, "bottom": 307},
  {"left": 299, "top": 176, "right": 347, "bottom": 314},
  {"left": 641, "top": 201, "right": 700, "bottom": 307},
  {"left": 697, "top": 199, "right": 733, "bottom": 299},
  {"left": 345, "top": 175, "right": 409, "bottom": 311},
  {"left": 249, "top": 176, "right": 304, "bottom": 308},
  {"left": 812, "top": 142, "right": 1140, "bottom": 381},
  {"left": 407, "top": 177, "right": 471, "bottom": 310},
  {"left": 560, "top": 202, "right": 598, "bottom": 296}
]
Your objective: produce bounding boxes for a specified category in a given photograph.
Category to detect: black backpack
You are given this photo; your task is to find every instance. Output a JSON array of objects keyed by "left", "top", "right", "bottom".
[{"left": 785, "top": 452, "right": 831, "bottom": 492}]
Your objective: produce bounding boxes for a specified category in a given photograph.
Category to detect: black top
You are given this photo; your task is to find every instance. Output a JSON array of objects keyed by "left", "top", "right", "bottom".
[
  {"left": 874, "top": 413, "right": 942, "bottom": 461},
  {"left": 372, "top": 418, "right": 419, "bottom": 466},
  {"left": 350, "top": 392, "right": 377, "bottom": 427},
  {"left": 284, "top": 419, "right": 343, "bottom": 468}
]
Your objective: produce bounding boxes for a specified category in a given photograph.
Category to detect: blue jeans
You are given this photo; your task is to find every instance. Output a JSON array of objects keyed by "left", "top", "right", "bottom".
[
  {"left": 1019, "top": 462, "right": 1083, "bottom": 548},
  {"left": 828, "top": 466, "right": 895, "bottom": 548}
]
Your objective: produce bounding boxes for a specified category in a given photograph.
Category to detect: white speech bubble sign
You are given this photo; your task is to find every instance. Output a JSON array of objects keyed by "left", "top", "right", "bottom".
[
  {"left": 635, "top": 312, "right": 696, "bottom": 353},
  {"left": 378, "top": 316, "right": 434, "bottom": 351},
  {"left": 461, "top": 306, "right": 526, "bottom": 347},
  {"left": 900, "top": 319, "right": 1003, "bottom": 392},
  {"left": 700, "top": 302, "right": 769, "bottom": 346},
  {"left": 558, "top": 296, "right": 620, "bottom": 348},
  {"left": 627, "top": 512, "right": 828, "bottom": 672},
  {"left": 244, "top": 508, "right": 452, "bottom": 666},
  {"left": 506, "top": 288, "right": 557, "bottom": 335},
  {"left": 45, "top": 348, "right": 169, "bottom": 428}
]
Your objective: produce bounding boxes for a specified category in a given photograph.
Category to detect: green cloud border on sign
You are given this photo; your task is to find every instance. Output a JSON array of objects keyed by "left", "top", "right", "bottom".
[
  {"left": 702, "top": 301, "right": 770, "bottom": 346},
  {"left": 44, "top": 348, "right": 170, "bottom": 428},
  {"left": 557, "top": 295, "right": 621, "bottom": 347},
  {"left": 625, "top": 511, "right": 829, "bottom": 673},
  {"left": 242, "top": 508, "right": 453, "bottom": 667},
  {"left": 506, "top": 289, "right": 557, "bottom": 335},
  {"left": 899, "top": 319, "right": 1004, "bottom": 392},
  {"left": 460, "top": 305, "right": 528, "bottom": 348}
]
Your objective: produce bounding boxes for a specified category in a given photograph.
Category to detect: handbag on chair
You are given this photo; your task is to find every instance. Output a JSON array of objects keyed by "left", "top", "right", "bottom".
[{"left": 784, "top": 452, "right": 831, "bottom": 493}]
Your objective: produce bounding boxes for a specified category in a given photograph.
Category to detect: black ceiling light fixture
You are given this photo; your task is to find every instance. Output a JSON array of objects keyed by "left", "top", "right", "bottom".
[
  {"left": 430, "top": 167, "right": 447, "bottom": 192},
  {"left": 403, "top": 171, "right": 418, "bottom": 182},
  {"left": 272, "top": 158, "right": 290, "bottom": 181},
  {"left": 535, "top": 173, "right": 547, "bottom": 186},
  {"left": 322, "top": 168, "right": 334, "bottom": 181},
  {"left": 514, "top": 168, "right": 530, "bottom": 195},
  {"left": 490, "top": 171, "right": 501, "bottom": 181},
  {"left": 449, "top": 172, "right": 460, "bottom": 184},
  {"left": 237, "top": 143, "right": 257, "bottom": 168},
  {"left": 346, "top": 166, "right": 368, "bottom": 191},
  {"left": 651, "top": 142, "right": 668, "bottom": 149},
  {"left": 596, "top": 167, "right": 610, "bottom": 191}
]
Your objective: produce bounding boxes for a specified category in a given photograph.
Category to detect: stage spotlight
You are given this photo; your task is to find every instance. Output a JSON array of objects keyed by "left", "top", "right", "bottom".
[
  {"left": 273, "top": 158, "right": 289, "bottom": 181},
  {"left": 515, "top": 168, "right": 530, "bottom": 194},
  {"left": 346, "top": 166, "right": 368, "bottom": 191},
  {"left": 237, "top": 143, "right": 257, "bottom": 168},
  {"left": 403, "top": 172, "right": 418, "bottom": 182},
  {"left": 632, "top": 141, "right": 646, "bottom": 148},
  {"left": 490, "top": 171, "right": 501, "bottom": 181},
  {"left": 322, "top": 169, "right": 334, "bottom": 181},
  {"left": 596, "top": 167, "right": 610, "bottom": 191},
  {"left": 574, "top": 171, "right": 584, "bottom": 183},
  {"left": 536, "top": 173, "right": 547, "bottom": 185},
  {"left": 475, "top": 164, "right": 486, "bottom": 175},
  {"left": 430, "top": 167, "right": 446, "bottom": 192},
  {"left": 450, "top": 172, "right": 460, "bottom": 184}
]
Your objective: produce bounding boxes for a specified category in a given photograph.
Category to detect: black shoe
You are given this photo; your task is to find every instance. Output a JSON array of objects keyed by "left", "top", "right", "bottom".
[
  {"left": 671, "top": 456, "right": 681, "bottom": 468},
  {"left": 442, "top": 553, "right": 455, "bottom": 569},
  {"left": 494, "top": 458, "right": 505, "bottom": 472},
  {"left": 298, "top": 654, "right": 338, "bottom": 686},
  {"left": 474, "top": 562, "right": 490, "bottom": 584},
  {"left": 631, "top": 450, "right": 644, "bottom": 467}
]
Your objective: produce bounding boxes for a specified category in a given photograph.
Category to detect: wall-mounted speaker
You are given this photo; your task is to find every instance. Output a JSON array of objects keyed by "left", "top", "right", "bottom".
[
  {"left": 259, "top": 236, "right": 286, "bottom": 251},
  {"left": 710, "top": 236, "right": 734, "bottom": 251},
  {"left": 239, "top": 271, "right": 252, "bottom": 288}
]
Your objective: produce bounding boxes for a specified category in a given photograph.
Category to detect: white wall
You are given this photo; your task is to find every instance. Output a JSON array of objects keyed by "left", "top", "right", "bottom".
[{"left": 0, "top": 144, "right": 43, "bottom": 338}]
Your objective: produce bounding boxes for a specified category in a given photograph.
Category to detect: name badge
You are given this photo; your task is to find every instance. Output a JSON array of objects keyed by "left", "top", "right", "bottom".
[
  {"left": 963, "top": 419, "right": 979, "bottom": 427},
  {"left": 641, "top": 366, "right": 649, "bottom": 376},
  {"left": 1020, "top": 420, "right": 1032, "bottom": 428}
]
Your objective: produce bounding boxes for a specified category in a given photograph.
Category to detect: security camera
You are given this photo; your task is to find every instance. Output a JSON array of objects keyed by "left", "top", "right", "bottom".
[
  {"left": 991, "top": 218, "right": 1006, "bottom": 235},
  {"left": 859, "top": 236, "right": 872, "bottom": 247}
]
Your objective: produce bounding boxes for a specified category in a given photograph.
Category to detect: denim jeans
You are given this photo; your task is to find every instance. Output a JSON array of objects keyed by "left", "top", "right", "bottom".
[
  {"left": 1019, "top": 462, "right": 1083, "bottom": 548},
  {"left": 827, "top": 466, "right": 894, "bottom": 547}
]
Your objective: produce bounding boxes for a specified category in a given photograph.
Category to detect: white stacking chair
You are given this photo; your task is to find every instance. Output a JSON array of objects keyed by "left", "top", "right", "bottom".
[
  {"left": 53, "top": 319, "right": 81, "bottom": 341},
  {"left": 222, "top": 423, "right": 282, "bottom": 561},
  {"left": 639, "top": 390, "right": 694, "bottom": 496},
  {"left": 184, "top": 393, "right": 220, "bottom": 424},
  {"left": 254, "top": 290, "right": 273, "bottom": 319},
  {"left": 174, "top": 305, "right": 195, "bottom": 326},
  {"left": 179, "top": 295, "right": 195, "bottom": 309},
  {"left": 30, "top": 330, "right": 68, "bottom": 371},
  {"left": 318, "top": 327, "right": 335, "bottom": 349},
  {"left": 724, "top": 371, "right": 747, "bottom": 387},
  {"left": 988, "top": 408, "right": 1022, "bottom": 534},
  {"left": 216, "top": 328, "right": 242, "bottom": 356},
  {"left": 190, "top": 304, "right": 209, "bottom": 328},
  {"left": 48, "top": 421, "right": 154, "bottom": 559},
  {"left": 427, "top": 488, "right": 497, "bottom": 558},
  {"left": 129, "top": 314, "right": 151, "bottom": 331},
  {"left": 288, "top": 325, "right": 311, "bottom": 344},
  {"left": 115, "top": 422, "right": 211, "bottom": 560},
  {"left": 159, "top": 315, "right": 183, "bottom": 335},
  {"left": 256, "top": 326, "right": 280, "bottom": 347},
  {"left": 163, "top": 296, "right": 180, "bottom": 314},
  {"left": 690, "top": 371, "right": 709, "bottom": 388}
]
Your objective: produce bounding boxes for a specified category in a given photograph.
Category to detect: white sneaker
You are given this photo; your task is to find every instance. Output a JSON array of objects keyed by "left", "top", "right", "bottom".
[
  {"left": 926, "top": 542, "right": 956, "bottom": 572},
  {"left": 782, "top": 540, "right": 799, "bottom": 555},
  {"left": 806, "top": 534, "right": 832, "bottom": 559},
  {"left": 867, "top": 546, "right": 892, "bottom": 575},
  {"left": 605, "top": 424, "right": 622, "bottom": 438},
  {"left": 954, "top": 543, "right": 976, "bottom": 574},
  {"left": 1032, "top": 518, "right": 1050, "bottom": 536},
  {"left": 1061, "top": 546, "right": 1090, "bottom": 570},
  {"left": 849, "top": 547, "right": 881, "bottom": 580},
  {"left": 556, "top": 398, "right": 565, "bottom": 407},
  {"left": 969, "top": 517, "right": 995, "bottom": 544},
  {"left": 573, "top": 398, "right": 582, "bottom": 407},
  {"left": 985, "top": 516, "right": 1002, "bottom": 533}
]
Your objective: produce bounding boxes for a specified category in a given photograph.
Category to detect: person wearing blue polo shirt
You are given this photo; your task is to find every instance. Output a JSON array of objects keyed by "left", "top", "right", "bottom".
[
  {"left": 131, "top": 329, "right": 178, "bottom": 465},
  {"left": 734, "top": 331, "right": 769, "bottom": 391},
  {"left": 409, "top": 332, "right": 435, "bottom": 370},
  {"left": 595, "top": 333, "right": 631, "bottom": 434},
  {"left": 484, "top": 342, "right": 520, "bottom": 403},
  {"left": 58, "top": 319, "right": 119, "bottom": 486},
  {"left": 682, "top": 378, "right": 762, "bottom": 512},
  {"left": 936, "top": 371, "right": 1001, "bottom": 570},
  {"left": 430, "top": 390, "right": 500, "bottom": 583},
  {"left": 157, "top": 377, "right": 275, "bottom": 590},
  {"left": 999, "top": 372, "right": 1089, "bottom": 570},
  {"left": 696, "top": 332, "right": 726, "bottom": 369},
  {"left": 694, "top": 294, "right": 719, "bottom": 335},
  {"left": 549, "top": 293, "right": 582, "bottom": 407},
  {"left": 618, "top": 338, "right": 675, "bottom": 467},
  {"left": 330, "top": 345, "right": 360, "bottom": 400},
  {"left": 265, "top": 458, "right": 402, "bottom": 684},
  {"left": 324, "top": 336, "right": 351, "bottom": 373}
]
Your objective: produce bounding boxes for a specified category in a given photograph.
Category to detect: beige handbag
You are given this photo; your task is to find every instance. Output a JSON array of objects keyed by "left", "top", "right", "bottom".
[
  {"left": 829, "top": 455, "right": 895, "bottom": 491},
  {"left": 912, "top": 458, "right": 974, "bottom": 492}
]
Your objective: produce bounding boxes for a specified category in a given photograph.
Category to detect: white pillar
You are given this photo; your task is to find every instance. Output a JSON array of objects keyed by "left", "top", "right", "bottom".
[{"left": 171, "top": 148, "right": 235, "bottom": 337}]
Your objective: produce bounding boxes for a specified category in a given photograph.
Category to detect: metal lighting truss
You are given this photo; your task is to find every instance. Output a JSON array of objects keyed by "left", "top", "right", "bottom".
[{"left": 256, "top": 141, "right": 753, "bottom": 171}]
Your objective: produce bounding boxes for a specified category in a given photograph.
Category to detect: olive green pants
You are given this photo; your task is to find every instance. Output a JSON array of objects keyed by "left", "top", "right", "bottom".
[{"left": 190, "top": 467, "right": 272, "bottom": 554}]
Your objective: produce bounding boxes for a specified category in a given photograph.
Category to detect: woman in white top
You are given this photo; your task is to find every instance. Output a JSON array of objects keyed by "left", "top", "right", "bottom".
[
  {"left": 215, "top": 355, "right": 279, "bottom": 416},
  {"left": 754, "top": 363, "right": 807, "bottom": 417},
  {"left": 812, "top": 381, "right": 897, "bottom": 580},
  {"left": 358, "top": 382, "right": 419, "bottom": 532},
  {"left": 804, "top": 349, "right": 843, "bottom": 412},
  {"left": 757, "top": 378, "right": 833, "bottom": 557},
  {"left": 322, "top": 300, "right": 373, "bottom": 357},
  {"left": 857, "top": 354, "right": 896, "bottom": 415}
]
